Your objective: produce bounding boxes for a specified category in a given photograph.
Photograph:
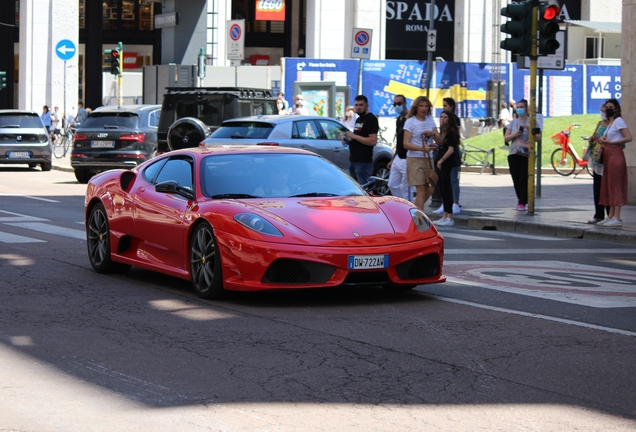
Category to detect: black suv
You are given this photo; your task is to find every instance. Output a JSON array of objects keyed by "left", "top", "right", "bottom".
[
  {"left": 156, "top": 87, "right": 277, "bottom": 154},
  {"left": 71, "top": 104, "right": 161, "bottom": 183}
]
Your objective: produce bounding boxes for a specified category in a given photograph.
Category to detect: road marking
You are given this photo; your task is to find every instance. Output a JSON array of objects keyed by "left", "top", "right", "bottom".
[
  {"left": 0, "top": 209, "right": 47, "bottom": 223},
  {"left": 6, "top": 222, "right": 85, "bottom": 240},
  {"left": 445, "top": 248, "right": 636, "bottom": 255},
  {"left": 444, "top": 260, "right": 636, "bottom": 308},
  {"left": 0, "top": 231, "right": 46, "bottom": 243},
  {"left": 443, "top": 227, "right": 573, "bottom": 241},
  {"left": 427, "top": 295, "right": 636, "bottom": 337},
  {"left": 441, "top": 232, "right": 504, "bottom": 241},
  {"left": 0, "top": 194, "right": 60, "bottom": 203}
]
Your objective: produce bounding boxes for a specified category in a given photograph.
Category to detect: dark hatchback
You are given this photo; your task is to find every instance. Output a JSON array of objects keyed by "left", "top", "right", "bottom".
[{"left": 71, "top": 104, "right": 161, "bottom": 183}]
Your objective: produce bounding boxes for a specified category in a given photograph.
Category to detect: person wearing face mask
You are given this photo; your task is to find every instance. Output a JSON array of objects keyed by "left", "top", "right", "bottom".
[
  {"left": 597, "top": 98, "right": 633, "bottom": 228},
  {"left": 504, "top": 99, "right": 541, "bottom": 211},
  {"left": 387, "top": 94, "right": 410, "bottom": 201},
  {"left": 584, "top": 102, "right": 611, "bottom": 224},
  {"left": 276, "top": 98, "right": 288, "bottom": 115}
]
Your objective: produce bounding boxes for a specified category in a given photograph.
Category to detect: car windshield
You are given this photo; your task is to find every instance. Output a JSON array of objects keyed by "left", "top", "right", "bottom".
[
  {"left": 0, "top": 113, "right": 44, "bottom": 128},
  {"left": 200, "top": 153, "right": 364, "bottom": 199},
  {"left": 81, "top": 113, "right": 139, "bottom": 129},
  {"left": 211, "top": 122, "right": 274, "bottom": 139}
]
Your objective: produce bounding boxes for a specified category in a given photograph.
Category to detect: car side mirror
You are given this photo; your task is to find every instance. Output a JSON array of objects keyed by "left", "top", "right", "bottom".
[{"left": 156, "top": 180, "right": 195, "bottom": 200}]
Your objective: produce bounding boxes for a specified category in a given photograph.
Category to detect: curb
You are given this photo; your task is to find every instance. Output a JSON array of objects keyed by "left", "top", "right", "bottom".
[
  {"left": 431, "top": 214, "right": 636, "bottom": 245},
  {"left": 52, "top": 163, "right": 73, "bottom": 173}
]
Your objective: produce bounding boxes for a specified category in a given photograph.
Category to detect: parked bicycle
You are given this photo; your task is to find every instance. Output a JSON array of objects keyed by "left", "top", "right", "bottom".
[
  {"left": 550, "top": 123, "right": 592, "bottom": 177},
  {"left": 53, "top": 123, "right": 75, "bottom": 159}
]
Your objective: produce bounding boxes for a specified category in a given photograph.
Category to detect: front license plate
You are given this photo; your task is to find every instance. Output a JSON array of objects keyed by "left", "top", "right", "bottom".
[
  {"left": 7, "top": 151, "right": 31, "bottom": 159},
  {"left": 91, "top": 141, "right": 115, "bottom": 148},
  {"left": 348, "top": 254, "right": 389, "bottom": 270}
]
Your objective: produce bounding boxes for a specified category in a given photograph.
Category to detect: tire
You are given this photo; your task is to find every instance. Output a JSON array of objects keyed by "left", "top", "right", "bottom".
[
  {"left": 86, "top": 203, "right": 131, "bottom": 274},
  {"left": 373, "top": 161, "right": 391, "bottom": 196},
  {"left": 75, "top": 169, "right": 91, "bottom": 184},
  {"left": 167, "top": 117, "right": 211, "bottom": 151},
  {"left": 550, "top": 148, "right": 576, "bottom": 176},
  {"left": 40, "top": 162, "right": 52, "bottom": 171},
  {"left": 585, "top": 163, "right": 593, "bottom": 177},
  {"left": 190, "top": 222, "right": 225, "bottom": 299},
  {"left": 53, "top": 139, "right": 66, "bottom": 159}
]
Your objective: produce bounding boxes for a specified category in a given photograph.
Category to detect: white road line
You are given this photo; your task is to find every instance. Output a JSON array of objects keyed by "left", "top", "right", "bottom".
[
  {"left": 440, "top": 232, "right": 504, "bottom": 241},
  {"left": 0, "top": 194, "right": 60, "bottom": 203},
  {"left": 6, "top": 222, "right": 85, "bottom": 240},
  {"left": 427, "top": 294, "right": 636, "bottom": 337},
  {"left": 0, "top": 209, "right": 48, "bottom": 223},
  {"left": 0, "top": 231, "right": 46, "bottom": 243},
  {"left": 445, "top": 248, "right": 636, "bottom": 255}
]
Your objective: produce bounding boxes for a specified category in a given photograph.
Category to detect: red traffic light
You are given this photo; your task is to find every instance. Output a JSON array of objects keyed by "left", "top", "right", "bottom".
[
  {"left": 542, "top": 5, "right": 560, "bottom": 20},
  {"left": 112, "top": 50, "right": 120, "bottom": 58}
]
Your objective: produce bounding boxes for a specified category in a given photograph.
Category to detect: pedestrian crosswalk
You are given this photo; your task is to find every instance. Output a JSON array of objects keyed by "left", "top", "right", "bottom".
[{"left": 0, "top": 209, "right": 84, "bottom": 243}]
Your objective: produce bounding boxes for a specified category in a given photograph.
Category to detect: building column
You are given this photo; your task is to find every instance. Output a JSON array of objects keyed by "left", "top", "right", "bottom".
[
  {"left": 19, "top": 0, "right": 78, "bottom": 117},
  {"left": 623, "top": 0, "right": 636, "bottom": 204},
  {"left": 161, "top": 0, "right": 207, "bottom": 65}
]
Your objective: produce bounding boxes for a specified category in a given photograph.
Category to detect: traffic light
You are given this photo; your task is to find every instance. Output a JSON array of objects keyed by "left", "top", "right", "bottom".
[
  {"left": 103, "top": 49, "right": 113, "bottom": 73},
  {"left": 110, "top": 48, "right": 121, "bottom": 75},
  {"left": 538, "top": 2, "right": 561, "bottom": 55},
  {"left": 500, "top": 1, "right": 533, "bottom": 56},
  {"left": 0, "top": 71, "right": 7, "bottom": 90}
]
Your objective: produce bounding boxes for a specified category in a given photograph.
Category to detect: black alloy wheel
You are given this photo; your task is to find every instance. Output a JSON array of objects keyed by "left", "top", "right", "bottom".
[
  {"left": 190, "top": 222, "right": 225, "bottom": 299},
  {"left": 86, "top": 203, "right": 130, "bottom": 273},
  {"left": 373, "top": 161, "right": 391, "bottom": 196}
]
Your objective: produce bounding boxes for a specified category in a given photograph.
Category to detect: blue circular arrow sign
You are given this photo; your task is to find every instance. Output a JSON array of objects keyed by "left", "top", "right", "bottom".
[{"left": 55, "top": 39, "right": 76, "bottom": 61}]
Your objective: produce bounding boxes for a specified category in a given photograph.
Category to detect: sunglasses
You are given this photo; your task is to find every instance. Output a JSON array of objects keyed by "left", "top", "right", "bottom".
[{"left": 392, "top": 102, "right": 403, "bottom": 107}]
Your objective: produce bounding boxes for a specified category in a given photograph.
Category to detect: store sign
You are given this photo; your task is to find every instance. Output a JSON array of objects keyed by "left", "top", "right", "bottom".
[
  {"left": 123, "top": 53, "right": 138, "bottom": 69},
  {"left": 255, "top": 0, "right": 285, "bottom": 21},
  {"left": 250, "top": 55, "right": 270, "bottom": 66},
  {"left": 155, "top": 12, "right": 178, "bottom": 29}
]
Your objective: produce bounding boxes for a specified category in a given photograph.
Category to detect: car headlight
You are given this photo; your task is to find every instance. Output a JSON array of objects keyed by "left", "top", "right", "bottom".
[
  {"left": 234, "top": 213, "right": 283, "bottom": 237},
  {"left": 410, "top": 209, "right": 431, "bottom": 232}
]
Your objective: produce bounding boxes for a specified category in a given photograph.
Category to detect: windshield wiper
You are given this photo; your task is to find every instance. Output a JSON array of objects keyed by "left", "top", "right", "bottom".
[
  {"left": 290, "top": 192, "right": 339, "bottom": 197},
  {"left": 104, "top": 125, "right": 120, "bottom": 129},
  {"left": 230, "top": 135, "right": 246, "bottom": 139},
  {"left": 0, "top": 125, "right": 20, "bottom": 128},
  {"left": 211, "top": 193, "right": 259, "bottom": 199}
]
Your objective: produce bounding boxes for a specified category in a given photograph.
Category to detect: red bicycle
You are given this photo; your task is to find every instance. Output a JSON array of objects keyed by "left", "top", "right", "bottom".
[{"left": 550, "top": 123, "right": 592, "bottom": 177}]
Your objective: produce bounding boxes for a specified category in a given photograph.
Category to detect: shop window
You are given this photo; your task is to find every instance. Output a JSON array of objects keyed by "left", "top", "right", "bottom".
[{"left": 585, "top": 37, "right": 604, "bottom": 59}]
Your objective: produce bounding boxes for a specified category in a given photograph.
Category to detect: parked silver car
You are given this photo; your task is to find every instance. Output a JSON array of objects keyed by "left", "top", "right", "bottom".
[
  {"left": 0, "top": 110, "right": 53, "bottom": 171},
  {"left": 202, "top": 115, "right": 393, "bottom": 192}
]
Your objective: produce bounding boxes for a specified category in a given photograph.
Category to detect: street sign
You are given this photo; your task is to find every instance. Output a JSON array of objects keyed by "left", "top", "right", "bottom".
[
  {"left": 426, "top": 30, "right": 437, "bottom": 52},
  {"left": 55, "top": 39, "right": 76, "bottom": 61},
  {"left": 227, "top": 20, "right": 245, "bottom": 61},
  {"left": 351, "top": 28, "right": 372, "bottom": 59}
]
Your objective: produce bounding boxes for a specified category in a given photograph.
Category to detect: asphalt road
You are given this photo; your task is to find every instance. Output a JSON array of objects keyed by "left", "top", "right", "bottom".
[{"left": 1, "top": 167, "right": 635, "bottom": 431}]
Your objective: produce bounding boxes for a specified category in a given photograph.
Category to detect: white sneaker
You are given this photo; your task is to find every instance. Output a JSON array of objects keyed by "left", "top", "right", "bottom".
[
  {"left": 604, "top": 218, "right": 623, "bottom": 228},
  {"left": 432, "top": 204, "right": 444, "bottom": 214},
  {"left": 596, "top": 218, "right": 610, "bottom": 225},
  {"left": 444, "top": 218, "right": 454, "bottom": 227},
  {"left": 452, "top": 203, "right": 461, "bottom": 214},
  {"left": 435, "top": 217, "right": 449, "bottom": 226}
]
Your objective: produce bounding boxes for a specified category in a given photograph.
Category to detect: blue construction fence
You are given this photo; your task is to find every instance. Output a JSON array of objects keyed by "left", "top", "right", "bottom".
[{"left": 281, "top": 58, "right": 621, "bottom": 119}]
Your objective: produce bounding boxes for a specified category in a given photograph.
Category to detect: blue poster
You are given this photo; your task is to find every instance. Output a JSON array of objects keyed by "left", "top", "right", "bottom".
[
  {"left": 282, "top": 58, "right": 359, "bottom": 118},
  {"left": 585, "top": 65, "right": 621, "bottom": 114},
  {"left": 360, "top": 60, "right": 428, "bottom": 116},
  {"left": 512, "top": 64, "right": 584, "bottom": 117},
  {"left": 435, "top": 62, "right": 510, "bottom": 118}
]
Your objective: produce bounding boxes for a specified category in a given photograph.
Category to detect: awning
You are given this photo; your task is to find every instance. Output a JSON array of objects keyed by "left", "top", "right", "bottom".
[{"left": 565, "top": 20, "right": 621, "bottom": 33}]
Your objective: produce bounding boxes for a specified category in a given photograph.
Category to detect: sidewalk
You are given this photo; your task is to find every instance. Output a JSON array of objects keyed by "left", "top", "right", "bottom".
[{"left": 52, "top": 156, "right": 636, "bottom": 244}]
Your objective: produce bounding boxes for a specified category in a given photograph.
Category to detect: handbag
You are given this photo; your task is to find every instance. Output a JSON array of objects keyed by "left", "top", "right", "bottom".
[
  {"left": 596, "top": 146, "right": 604, "bottom": 164},
  {"left": 582, "top": 141, "right": 593, "bottom": 161},
  {"left": 425, "top": 156, "right": 438, "bottom": 187}
]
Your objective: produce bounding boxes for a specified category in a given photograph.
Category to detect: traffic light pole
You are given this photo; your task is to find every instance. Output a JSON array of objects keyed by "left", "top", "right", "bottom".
[
  {"left": 527, "top": 3, "right": 538, "bottom": 215},
  {"left": 118, "top": 43, "right": 124, "bottom": 107}
]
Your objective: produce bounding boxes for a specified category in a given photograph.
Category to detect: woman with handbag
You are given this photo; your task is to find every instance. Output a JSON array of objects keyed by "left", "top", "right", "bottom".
[
  {"left": 584, "top": 102, "right": 611, "bottom": 224},
  {"left": 403, "top": 96, "right": 437, "bottom": 211},
  {"left": 597, "top": 99, "right": 633, "bottom": 228},
  {"left": 429, "top": 110, "right": 461, "bottom": 227},
  {"left": 504, "top": 99, "right": 541, "bottom": 211}
]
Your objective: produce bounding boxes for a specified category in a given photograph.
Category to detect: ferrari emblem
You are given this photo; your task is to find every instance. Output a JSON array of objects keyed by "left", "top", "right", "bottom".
[{"left": 353, "top": 232, "right": 360, "bottom": 237}]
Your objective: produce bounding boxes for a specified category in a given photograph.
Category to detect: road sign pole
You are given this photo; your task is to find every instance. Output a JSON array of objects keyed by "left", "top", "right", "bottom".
[
  {"left": 63, "top": 61, "right": 67, "bottom": 130},
  {"left": 527, "top": 2, "right": 538, "bottom": 215},
  {"left": 425, "top": 0, "right": 436, "bottom": 98},
  {"left": 118, "top": 42, "right": 123, "bottom": 107}
]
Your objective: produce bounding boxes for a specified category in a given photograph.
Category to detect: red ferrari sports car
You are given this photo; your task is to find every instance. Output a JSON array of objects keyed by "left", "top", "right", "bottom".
[{"left": 85, "top": 146, "right": 445, "bottom": 298}]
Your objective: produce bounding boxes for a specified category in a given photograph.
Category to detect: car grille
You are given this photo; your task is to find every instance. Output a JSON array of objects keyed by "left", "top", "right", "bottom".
[
  {"left": 343, "top": 271, "right": 390, "bottom": 285},
  {"left": 263, "top": 259, "right": 336, "bottom": 284},
  {"left": 395, "top": 254, "right": 440, "bottom": 280}
]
